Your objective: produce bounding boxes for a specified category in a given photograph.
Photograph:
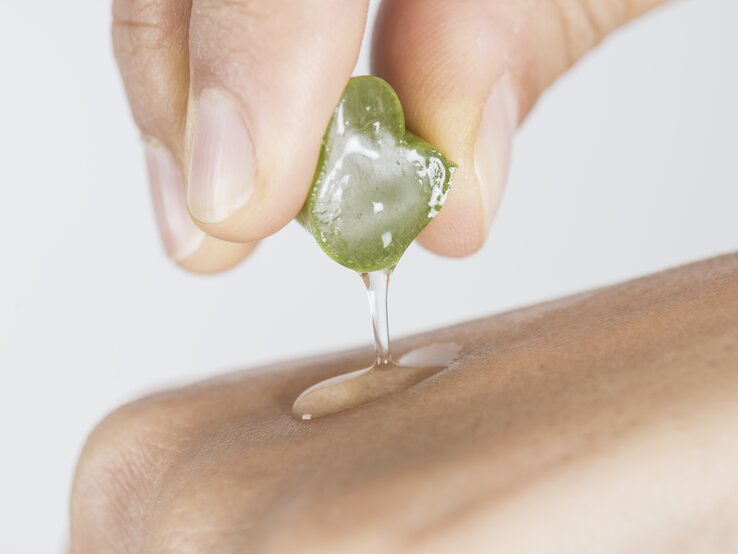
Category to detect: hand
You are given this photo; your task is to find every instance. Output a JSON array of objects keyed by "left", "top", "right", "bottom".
[
  {"left": 70, "top": 253, "right": 738, "bottom": 552},
  {"left": 113, "top": 0, "right": 665, "bottom": 273}
]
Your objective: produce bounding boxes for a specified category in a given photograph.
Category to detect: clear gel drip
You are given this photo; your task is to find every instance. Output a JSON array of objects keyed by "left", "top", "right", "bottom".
[
  {"left": 292, "top": 270, "right": 461, "bottom": 420},
  {"left": 362, "top": 269, "right": 392, "bottom": 365}
]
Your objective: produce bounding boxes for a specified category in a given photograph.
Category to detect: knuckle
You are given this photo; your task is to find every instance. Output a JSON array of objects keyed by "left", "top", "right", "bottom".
[
  {"left": 112, "top": 0, "right": 186, "bottom": 54},
  {"left": 111, "top": 0, "right": 190, "bottom": 141},
  {"left": 71, "top": 393, "right": 197, "bottom": 552}
]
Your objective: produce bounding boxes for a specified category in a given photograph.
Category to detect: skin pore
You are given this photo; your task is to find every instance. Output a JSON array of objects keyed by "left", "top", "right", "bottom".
[{"left": 71, "top": 253, "right": 738, "bottom": 553}]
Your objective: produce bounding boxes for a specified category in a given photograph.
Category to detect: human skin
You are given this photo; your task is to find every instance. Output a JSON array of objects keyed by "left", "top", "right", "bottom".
[
  {"left": 71, "top": 252, "right": 738, "bottom": 553},
  {"left": 114, "top": 0, "right": 667, "bottom": 273}
]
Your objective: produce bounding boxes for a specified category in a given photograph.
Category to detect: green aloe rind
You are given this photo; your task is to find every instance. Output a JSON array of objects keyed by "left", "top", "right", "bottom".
[{"left": 301, "top": 76, "right": 456, "bottom": 273}]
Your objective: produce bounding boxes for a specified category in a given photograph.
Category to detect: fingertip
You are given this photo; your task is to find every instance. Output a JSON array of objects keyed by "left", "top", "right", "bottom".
[
  {"left": 416, "top": 163, "right": 488, "bottom": 258},
  {"left": 187, "top": 165, "right": 308, "bottom": 244},
  {"left": 176, "top": 236, "right": 257, "bottom": 275},
  {"left": 145, "top": 140, "right": 256, "bottom": 274}
]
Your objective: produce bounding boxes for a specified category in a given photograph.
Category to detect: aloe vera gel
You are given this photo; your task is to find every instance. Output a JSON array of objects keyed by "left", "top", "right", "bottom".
[{"left": 293, "top": 77, "right": 458, "bottom": 420}]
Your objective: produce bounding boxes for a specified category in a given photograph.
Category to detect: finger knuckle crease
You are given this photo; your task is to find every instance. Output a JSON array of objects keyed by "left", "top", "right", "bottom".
[
  {"left": 112, "top": 0, "right": 188, "bottom": 51},
  {"left": 547, "top": 0, "right": 623, "bottom": 65}
]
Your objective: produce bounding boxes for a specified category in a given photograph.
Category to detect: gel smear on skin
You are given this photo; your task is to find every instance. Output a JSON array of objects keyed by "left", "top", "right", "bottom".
[{"left": 292, "top": 269, "right": 461, "bottom": 420}]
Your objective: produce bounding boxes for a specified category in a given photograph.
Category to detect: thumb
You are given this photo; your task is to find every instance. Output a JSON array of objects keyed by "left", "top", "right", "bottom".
[{"left": 373, "top": 0, "right": 666, "bottom": 256}]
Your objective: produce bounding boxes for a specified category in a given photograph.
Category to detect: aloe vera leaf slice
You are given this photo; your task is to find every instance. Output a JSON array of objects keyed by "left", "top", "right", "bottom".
[{"left": 303, "top": 76, "right": 456, "bottom": 273}]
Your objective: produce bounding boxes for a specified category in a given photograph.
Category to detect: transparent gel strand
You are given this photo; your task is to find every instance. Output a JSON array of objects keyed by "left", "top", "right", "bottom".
[
  {"left": 291, "top": 266, "right": 460, "bottom": 420},
  {"left": 361, "top": 268, "right": 393, "bottom": 365}
]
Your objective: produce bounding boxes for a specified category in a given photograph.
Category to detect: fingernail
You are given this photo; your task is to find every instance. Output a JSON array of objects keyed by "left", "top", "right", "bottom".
[
  {"left": 474, "top": 75, "right": 519, "bottom": 227},
  {"left": 145, "top": 142, "right": 205, "bottom": 261},
  {"left": 187, "top": 88, "right": 256, "bottom": 224}
]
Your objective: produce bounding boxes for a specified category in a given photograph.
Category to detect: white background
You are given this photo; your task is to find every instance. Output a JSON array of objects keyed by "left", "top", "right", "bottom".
[{"left": 1, "top": 0, "right": 736, "bottom": 551}]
